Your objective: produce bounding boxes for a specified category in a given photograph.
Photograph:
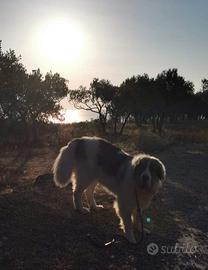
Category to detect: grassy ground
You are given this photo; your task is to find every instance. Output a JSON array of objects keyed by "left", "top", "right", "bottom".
[{"left": 0, "top": 125, "right": 208, "bottom": 269}]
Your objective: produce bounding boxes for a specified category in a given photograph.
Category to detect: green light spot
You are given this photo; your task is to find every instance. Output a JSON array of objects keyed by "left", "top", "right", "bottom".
[{"left": 146, "top": 217, "right": 151, "bottom": 223}]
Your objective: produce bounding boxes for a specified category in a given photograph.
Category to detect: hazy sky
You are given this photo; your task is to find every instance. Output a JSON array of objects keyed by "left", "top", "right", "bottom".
[{"left": 1, "top": 0, "right": 208, "bottom": 92}]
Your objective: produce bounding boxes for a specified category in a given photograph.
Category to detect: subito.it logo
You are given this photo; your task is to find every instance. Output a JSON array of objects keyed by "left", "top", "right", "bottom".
[{"left": 147, "top": 242, "right": 159, "bottom": 255}]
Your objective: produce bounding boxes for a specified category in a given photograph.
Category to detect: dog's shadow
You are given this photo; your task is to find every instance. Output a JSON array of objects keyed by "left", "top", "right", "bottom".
[{"left": 0, "top": 187, "right": 179, "bottom": 270}]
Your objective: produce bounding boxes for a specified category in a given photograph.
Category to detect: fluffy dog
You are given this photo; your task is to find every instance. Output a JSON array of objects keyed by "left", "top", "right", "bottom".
[{"left": 53, "top": 137, "right": 166, "bottom": 243}]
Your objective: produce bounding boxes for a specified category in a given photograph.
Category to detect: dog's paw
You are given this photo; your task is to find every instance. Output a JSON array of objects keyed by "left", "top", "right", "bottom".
[
  {"left": 91, "top": 204, "right": 104, "bottom": 211},
  {"left": 127, "top": 237, "right": 137, "bottom": 244},
  {"left": 124, "top": 233, "right": 137, "bottom": 244},
  {"left": 76, "top": 207, "right": 90, "bottom": 214}
]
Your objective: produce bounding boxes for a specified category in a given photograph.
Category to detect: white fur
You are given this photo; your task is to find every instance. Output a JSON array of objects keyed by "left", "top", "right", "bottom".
[{"left": 53, "top": 141, "right": 76, "bottom": 187}]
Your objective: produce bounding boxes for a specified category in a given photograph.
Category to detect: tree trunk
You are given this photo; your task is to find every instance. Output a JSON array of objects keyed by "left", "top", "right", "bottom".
[
  {"left": 113, "top": 117, "right": 118, "bottom": 135},
  {"left": 99, "top": 114, "right": 106, "bottom": 133},
  {"left": 158, "top": 114, "right": 164, "bottom": 136},
  {"left": 119, "top": 113, "right": 130, "bottom": 135},
  {"left": 152, "top": 115, "right": 156, "bottom": 133}
]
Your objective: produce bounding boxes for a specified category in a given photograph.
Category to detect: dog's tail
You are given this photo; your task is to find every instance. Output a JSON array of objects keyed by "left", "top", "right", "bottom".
[{"left": 53, "top": 141, "right": 76, "bottom": 188}]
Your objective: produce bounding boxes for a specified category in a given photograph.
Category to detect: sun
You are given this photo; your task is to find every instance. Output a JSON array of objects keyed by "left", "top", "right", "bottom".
[
  {"left": 35, "top": 19, "right": 85, "bottom": 64},
  {"left": 50, "top": 109, "right": 82, "bottom": 123},
  {"left": 63, "top": 109, "right": 81, "bottom": 123}
]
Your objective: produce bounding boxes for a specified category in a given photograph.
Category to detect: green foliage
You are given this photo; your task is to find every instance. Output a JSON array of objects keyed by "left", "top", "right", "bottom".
[
  {"left": 120, "top": 74, "right": 156, "bottom": 114},
  {"left": 0, "top": 42, "right": 69, "bottom": 124},
  {"left": 25, "top": 69, "right": 69, "bottom": 122},
  {"left": 69, "top": 68, "right": 204, "bottom": 135},
  {"left": 1, "top": 40, "right": 207, "bottom": 139},
  {"left": 0, "top": 43, "right": 27, "bottom": 121},
  {"left": 201, "top": 78, "right": 208, "bottom": 92},
  {"left": 69, "top": 78, "right": 116, "bottom": 132},
  {"left": 155, "top": 68, "right": 194, "bottom": 107}
]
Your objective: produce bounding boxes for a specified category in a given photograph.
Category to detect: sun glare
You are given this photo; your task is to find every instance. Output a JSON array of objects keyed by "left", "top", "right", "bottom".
[
  {"left": 64, "top": 109, "right": 81, "bottom": 123},
  {"left": 51, "top": 109, "right": 82, "bottom": 123},
  {"left": 35, "top": 19, "right": 85, "bottom": 64}
]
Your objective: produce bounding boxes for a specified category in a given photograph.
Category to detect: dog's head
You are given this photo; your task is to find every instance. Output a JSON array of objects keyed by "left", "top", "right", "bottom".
[{"left": 133, "top": 155, "right": 166, "bottom": 193}]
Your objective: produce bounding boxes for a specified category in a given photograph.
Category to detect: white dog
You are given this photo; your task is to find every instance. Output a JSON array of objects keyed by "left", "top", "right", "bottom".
[{"left": 53, "top": 137, "right": 166, "bottom": 243}]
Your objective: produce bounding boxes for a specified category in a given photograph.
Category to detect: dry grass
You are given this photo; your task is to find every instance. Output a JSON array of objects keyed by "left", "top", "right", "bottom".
[{"left": 168, "top": 129, "right": 208, "bottom": 143}]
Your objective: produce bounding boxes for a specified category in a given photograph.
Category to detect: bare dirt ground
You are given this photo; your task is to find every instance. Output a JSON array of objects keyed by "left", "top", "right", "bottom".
[{"left": 0, "top": 141, "right": 208, "bottom": 270}]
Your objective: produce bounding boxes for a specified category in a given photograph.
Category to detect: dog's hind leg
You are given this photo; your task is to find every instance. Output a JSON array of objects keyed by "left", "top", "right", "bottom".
[
  {"left": 73, "top": 183, "right": 89, "bottom": 214},
  {"left": 86, "top": 182, "right": 104, "bottom": 211}
]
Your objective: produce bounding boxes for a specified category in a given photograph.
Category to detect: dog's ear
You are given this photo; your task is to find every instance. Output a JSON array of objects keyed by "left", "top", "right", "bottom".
[{"left": 150, "top": 159, "right": 166, "bottom": 182}]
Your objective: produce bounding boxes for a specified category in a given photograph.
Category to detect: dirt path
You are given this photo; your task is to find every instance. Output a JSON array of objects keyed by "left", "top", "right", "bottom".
[
  {"left": 0, "top": 143, "right": 208, "bottom": 269},
  {"left": 158, "top": 143, "right": 208, "bottom": 269}
]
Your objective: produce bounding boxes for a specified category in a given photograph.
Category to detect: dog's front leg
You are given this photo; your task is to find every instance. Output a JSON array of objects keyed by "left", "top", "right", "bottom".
[
  {"left": 121, "top": 210, "right": 136, "bottom": 244},
  {"left": 117, "top": 203, "right": 136, "bottom": 244},
  {"left": 132, "top": 209, "right": 139, "bottom": 230},
  {"left": 132, "top": 208, "right": 151, "bottom": 236},
  {"left": 132, "top": 208, "right": 143, "bottom": 241},
  {"left": 132, "top": 208, "right": 144, "bottom": 231}
]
